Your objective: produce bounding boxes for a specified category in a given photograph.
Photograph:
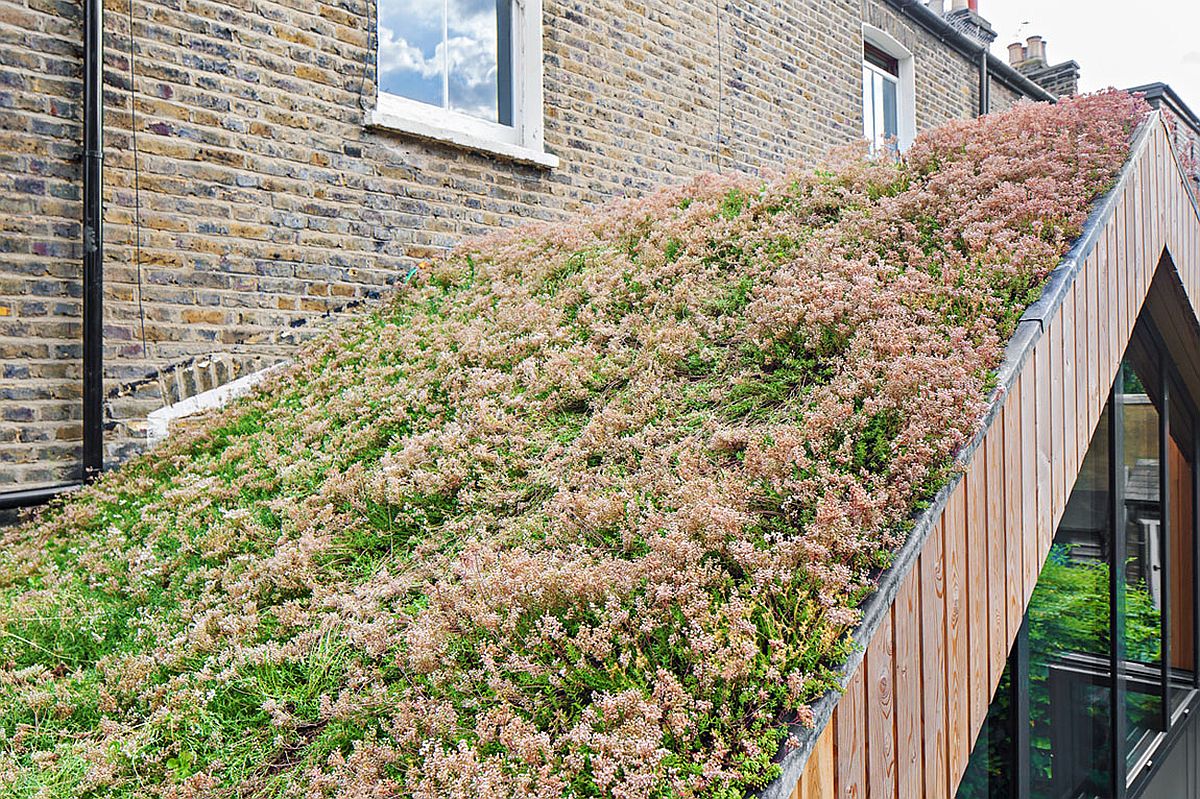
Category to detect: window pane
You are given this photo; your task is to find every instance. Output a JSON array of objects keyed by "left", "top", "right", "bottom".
[
  {"left": 1122, "top": 359, "right": 1164, "bottom": 763},
  {"left": 873, "top": 72, "right": 885, "bottom": 151},
  {"left": 447, "top": 0, "right": 508, "bottom": 123},
  {"left": 1028, "top": 404, "right": 1113, "bottom": 798},
  {"left": 862, "top": 64, "right": 873, "bottom": 144},
  {"left": 377, "top": 0, "right": 446, "bottom": 108},
  {"left": 1168, "top": 430, "right": 1195, "bottom": 709},
  {"left": 882, "top": 75, "right": 897, "bottom": 145},
  {"left": 957, "top": 661, "right": 1015, "bottom": 798}
]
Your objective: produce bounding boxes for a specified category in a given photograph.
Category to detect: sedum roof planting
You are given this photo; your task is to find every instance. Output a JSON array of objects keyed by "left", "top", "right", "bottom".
[{"left": 0, "top": 92, "right": 1148, "bottom": 798}]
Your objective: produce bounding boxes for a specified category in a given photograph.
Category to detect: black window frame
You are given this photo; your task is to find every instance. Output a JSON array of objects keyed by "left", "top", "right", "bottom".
[{"left": 959, "top": 315, "right": 1200, "bottom": 799}]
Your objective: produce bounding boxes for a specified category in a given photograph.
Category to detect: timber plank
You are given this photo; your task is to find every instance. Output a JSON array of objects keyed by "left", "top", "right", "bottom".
[
  {"left": 1003, "top": 376, "right": 1024, "bottom": 636},
  {"left": 944, "top": 487, "right": 969, "bottom": 786},
  {"left": 985, "top": 419, "right": 1008, "bottom": 684},
  {"left": 920, "top": 527, "right": 949, "bottom": 798},
  {"left": 1075, "top": 270, "right": 1089, "bottom": 472},
  {"left": 893, "top": 571, "right": 923, "bottom": 797},
  {"left": 1035, "top": 343, "right": 1053, "bottom": 564},
  {"left": 796, "top": 724, "right": 835, "bottom": 799},
  {"left": 965, "top": 449, "right": 988, "bottom": 735},
  {"left": 1021, "top": 363, "right": 1038, "bottom": 597},
  {"left": 1096, "top": 229, "right": 1112, "bottom": 404},
  {"left": 1061, "top": 292, "right": 1078, "bottom": 477},
  {"left": 835, "top": 667, "right": 866, "bottom": 799},
  {"left": 866, "top": 613, "right": 896, "bottom": 799},
  {"left": 1086, "top": 247, "right": 1100, "bottom": 430},
  {"left": 1115, "top": 196, "right": 1129, "bottom": 349},
  {"left": 1049, "top": 316, "right": 1065, "bottom": 522}
]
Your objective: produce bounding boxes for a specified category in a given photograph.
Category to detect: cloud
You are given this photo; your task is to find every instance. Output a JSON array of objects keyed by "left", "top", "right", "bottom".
[
  {"left": 377, "top": 17, "right": 501, "bottom": 121},
  {"left": 1183, "top": 51, "right": 1200, "bottom": 65}
]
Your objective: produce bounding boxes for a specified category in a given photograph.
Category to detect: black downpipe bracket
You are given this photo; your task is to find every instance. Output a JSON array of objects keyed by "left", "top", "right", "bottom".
[{"left": 82, "top": 0, "right": 104, "bottom": 482}]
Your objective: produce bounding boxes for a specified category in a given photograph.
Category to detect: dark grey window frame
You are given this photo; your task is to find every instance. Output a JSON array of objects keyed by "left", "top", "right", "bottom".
[{"left": 962, "top": 315, "right": 1200, "bottom": 799}]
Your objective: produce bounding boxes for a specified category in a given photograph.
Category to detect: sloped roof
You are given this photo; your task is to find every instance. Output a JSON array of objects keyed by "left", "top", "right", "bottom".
[
  {"left": 775, "top": 108, "right": 1200, "bottom": 799},
  {"left": 0, "top": 95, "right": 1157, "bottom": 798}
]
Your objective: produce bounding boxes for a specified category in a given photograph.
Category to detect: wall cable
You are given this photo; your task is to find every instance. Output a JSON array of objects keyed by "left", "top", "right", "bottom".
[
  {"left": 358, "top": 0, "right": 377, "bottom": 110},
  {"left": 715, "top": 0, "right": 724, "bottom": 173},
  {"left": 127, "top": 0, "right": 148, "bottom": 358}
]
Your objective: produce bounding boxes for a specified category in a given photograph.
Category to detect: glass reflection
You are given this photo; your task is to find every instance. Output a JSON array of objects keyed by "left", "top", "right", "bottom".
[
  {"left": 377, "top": 0, "right": 511, "bottom": 124},
  {"left": 1121, "top": 361, "right": 1164, "bottom": 763},
  {"left": 958, "top": 663, "right": 1014, "bottom": 799},
  {"left": 1027, "top": 405, "right": 1113, "bottom": 798}
]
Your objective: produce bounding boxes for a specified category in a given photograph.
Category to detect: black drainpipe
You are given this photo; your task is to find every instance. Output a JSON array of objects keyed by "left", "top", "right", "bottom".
[
  {"left": 978, "top": 48, "right": 990, "bottom": 117},
  {"left": 82, "top": 0, "right": 104, "bottom": 482},
  {"left": 2, "top": 0, "right": 103, "bottom": 511}
]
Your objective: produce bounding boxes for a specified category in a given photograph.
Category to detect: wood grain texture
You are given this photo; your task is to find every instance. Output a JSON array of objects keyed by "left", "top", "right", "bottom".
[
  {"left": 1002, "top": 379, "right": 1023, "bottom": 638},
  {"left": 866, "top": 613, "right": 896, "bottom": 799},
  {"left": 920, "top": 531, "right": 949, "bottom": 798},
  {"left": 943, "top": 486, "right": 969, "bottom": 785},
  {"left": 1049, "top": 318, "right": 1066, "bottom": 522},
  {"left": 1021, "top": 363, "right": 1038, "bottom": 599},
  {"left": 1034, "top": 344, "right": 1054, "bottom": 567},
  {"left": 795, "top": 723, "right": 835, "bottom": 799},
  {"left": 893, "top": 572, "right": 923, "bottom": 798},
  {"left": 834, "top": 667, "right": 866, "bottom": 799},
  {"left": 965, "top": 453, "right": 988, "bottom": 736},
  {"left": 1061, "top": 292, "right": 1078, "bottom": 477},
  {"left": 1086, "top": 245, "right": 1101, "bottom": 429},
  {"left": 985, "top": 420, "right": 1008, "bottom": 685},
  {"left": 1097, "top": 228, "right": 1113, "bottom": 404},
  {"left": 1115, "top": 195, "right": 1130, "bottom": 355}
]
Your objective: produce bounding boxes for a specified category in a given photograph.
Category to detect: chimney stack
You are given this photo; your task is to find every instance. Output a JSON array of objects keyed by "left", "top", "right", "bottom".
[
  {"left": 1009, "top": 33, "right": 1079, "bottom": 99},
  {"left": 1025, "top": 35, "right": 1045, "bottom": 63},
  {"left": 942, "top": 0, "right": 996, "bottom": 46}
]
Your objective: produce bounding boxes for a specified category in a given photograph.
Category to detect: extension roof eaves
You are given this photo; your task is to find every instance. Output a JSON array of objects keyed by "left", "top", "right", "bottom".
[
  {"left": 759, "top": 110, "right": 1178, "bottom": 799},
  {"left": 882, "top": 0, "right": 1057, "bottom": 103},
  {"left": 1129, "top": 82, "right": 1200, "bottom": 139}
]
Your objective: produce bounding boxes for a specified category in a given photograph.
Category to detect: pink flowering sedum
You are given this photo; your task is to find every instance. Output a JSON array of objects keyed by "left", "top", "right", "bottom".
[{"left": 0, "top": 92, "right": 1146, "bottom": 798}]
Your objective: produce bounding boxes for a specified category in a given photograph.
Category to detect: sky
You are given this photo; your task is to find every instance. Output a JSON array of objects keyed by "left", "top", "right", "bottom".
[
  {"left": 982, "top": 0, "right": 1200, "bottom": 111},
  {"left": 377, "top": 0, "right": 502, "bottom": 122}
]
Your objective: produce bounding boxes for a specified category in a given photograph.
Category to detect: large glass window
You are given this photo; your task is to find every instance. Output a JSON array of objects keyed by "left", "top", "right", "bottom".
[
  {"left": 1029, "top": 402, "right": 1114, "bottom": 797},
  {"left": 1120, "top": 359, "right": 1165, "bottom": 767},
  {"left": 957, "top": 320, "right": 1200, "bottom": 799}
]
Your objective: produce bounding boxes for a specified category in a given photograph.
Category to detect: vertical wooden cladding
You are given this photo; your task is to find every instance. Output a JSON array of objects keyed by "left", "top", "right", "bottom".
[
  {"left": 893, "top": 572, "right": 923, "bottom": 797},
  {"left": 943, "top": 488, "right": 969, "bottom": 785},
  {"left": 792, "top": 122, "right": 1200, "bottom": 799},
  {"left": 919, "top": 516, "right": 949, "bottom": 798},
  {"left": 866, "top": 613, "right": 896, "bottom": 799},
  {"left": 832, "top": 667, "right": 865, "bottom": 799},
  {"left": 965, "top": 450, "right": 989, "bottom": 737},
  {"left": 794, "top": 725, "right": 835, "bottom": 799}
]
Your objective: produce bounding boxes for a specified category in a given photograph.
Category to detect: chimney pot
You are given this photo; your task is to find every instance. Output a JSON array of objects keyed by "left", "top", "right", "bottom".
[
  {"left": 967, "top": 0, "right": 978, "bottom": 11},
  {"left": 1026, "top": 35, "right": 1045, "bottom": 62},
  {"left": 951, "top": 0, "right": 968, "bottom": 9},
  {"left": 1008, "top": 41, "right": 1025, "bottom": 65}
]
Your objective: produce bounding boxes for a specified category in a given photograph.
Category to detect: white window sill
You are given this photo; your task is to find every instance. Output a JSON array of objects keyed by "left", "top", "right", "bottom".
[{"left": 368, "top": 108, "right": 559, "bottom": 169}]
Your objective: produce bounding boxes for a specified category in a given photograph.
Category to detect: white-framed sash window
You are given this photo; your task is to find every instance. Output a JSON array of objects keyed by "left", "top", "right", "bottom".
[
  {"left": 369, "top": 0, "right": 557, "bottom": 167},
  {"left": 862, "top": 25, "right": 916, "bottom": 154}
]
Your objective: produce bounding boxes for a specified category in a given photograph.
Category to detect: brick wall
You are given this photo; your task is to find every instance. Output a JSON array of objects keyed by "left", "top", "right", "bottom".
[{"left": 0, "top": 0, "right": 1039, "bottom": 488}]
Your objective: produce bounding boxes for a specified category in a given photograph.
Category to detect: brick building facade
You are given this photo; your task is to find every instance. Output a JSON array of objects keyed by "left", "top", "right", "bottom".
[{"left": 1, "top": 0, "right": 1055, "bottom": 493}]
